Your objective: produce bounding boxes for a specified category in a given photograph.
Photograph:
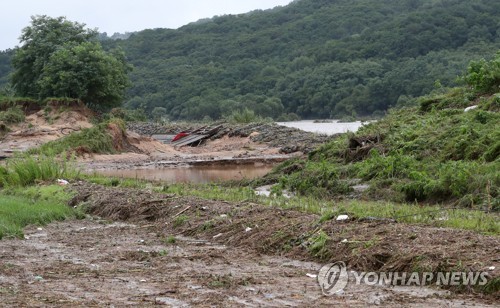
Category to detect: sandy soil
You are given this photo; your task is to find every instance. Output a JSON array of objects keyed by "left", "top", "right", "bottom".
[{"left": 0, "top": 105, "right": 93, "bottom": 157}]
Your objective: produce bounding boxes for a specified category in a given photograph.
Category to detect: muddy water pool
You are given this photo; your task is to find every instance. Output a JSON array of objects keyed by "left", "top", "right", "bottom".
[{"left": 95, "top": 163, "right": 274, "bottom": 184}]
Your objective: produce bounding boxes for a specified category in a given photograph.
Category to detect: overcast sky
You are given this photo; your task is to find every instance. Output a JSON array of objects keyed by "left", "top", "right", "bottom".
[{"left": 0, "top": 0, "right": 293, "bottom": 50}]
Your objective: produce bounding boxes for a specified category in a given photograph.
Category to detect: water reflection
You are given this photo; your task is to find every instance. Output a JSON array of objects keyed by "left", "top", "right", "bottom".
[{"left": 96, "top": 164, "right": 274, "bottom": 184}]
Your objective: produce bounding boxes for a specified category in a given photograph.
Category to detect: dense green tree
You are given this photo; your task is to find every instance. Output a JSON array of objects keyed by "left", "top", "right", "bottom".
[
  {"left": 10, "top": 15, "right": 130, "bottom": 109},
  {"left": 37, "top": 42, "right": 130, "bottom": 109},
  {"left": 11, "top": 16, "right": 97, "bottom": 97}
]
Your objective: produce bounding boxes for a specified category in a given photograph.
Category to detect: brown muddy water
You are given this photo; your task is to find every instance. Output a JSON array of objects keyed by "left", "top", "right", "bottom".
[{"left": 94, "top": 164, "right": 274, "bottom": 183}]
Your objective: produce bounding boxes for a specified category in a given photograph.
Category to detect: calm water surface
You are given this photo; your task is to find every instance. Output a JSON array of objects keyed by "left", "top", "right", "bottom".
[{"left": 96, "top": 164, "right": 274, "bottom": 184}]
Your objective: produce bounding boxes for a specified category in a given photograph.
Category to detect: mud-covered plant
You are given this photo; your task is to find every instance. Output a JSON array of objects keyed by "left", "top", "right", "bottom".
[{"left": 308, "top": 230, "right": 330, "bottom": 259}]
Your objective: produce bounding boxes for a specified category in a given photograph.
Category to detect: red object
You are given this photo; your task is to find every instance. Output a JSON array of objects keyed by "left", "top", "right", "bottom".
[{"left": 172, "top": 132, "right": 189, "bottom": 142}]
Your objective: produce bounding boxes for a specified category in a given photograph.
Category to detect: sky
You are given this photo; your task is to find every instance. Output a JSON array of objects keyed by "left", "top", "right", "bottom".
[{"left": 0, "top": 0, "right": 293, "bottom": 50}]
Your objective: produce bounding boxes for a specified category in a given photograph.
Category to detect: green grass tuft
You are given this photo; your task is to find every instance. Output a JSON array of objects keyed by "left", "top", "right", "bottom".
[{"left": 0, "top": 185, "right": 79, "bottom": 239}]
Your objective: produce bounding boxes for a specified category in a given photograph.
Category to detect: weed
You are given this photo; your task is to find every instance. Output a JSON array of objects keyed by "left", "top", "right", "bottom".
[
  {"left": 173, "top": 215, "right": 189, "bottom": 227},
  {"left": 0, "top": 106, "right": 25, "bottom": 124},
  {"left": 0, "top": 154, "right": 80, "bottom": 187},
  {"left": 163, "top": 235, "right": 177, "bottom": 244},
  {"left": 307, "top": 230, "right": 330, "bottom": 259},
  {"left": 0, "top": 185, "right": 78, "bottom": 239}
]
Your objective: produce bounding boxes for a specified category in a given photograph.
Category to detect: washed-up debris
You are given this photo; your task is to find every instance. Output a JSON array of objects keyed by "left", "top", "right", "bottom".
[
  {"left": 464, "top": 105, "right": 478, "bottom": 112},
  {"left": 128, "top": 122, "right": 338, "bottom": 154},
  {"left": 336, "top": 215, "right": 349, "bottom": 221},
  {"left": 341, "top": 239, "right": 348, "bottom": 243},
  {"left": 306, "top": 273, "right": 317, "bottom": 278},
  {"left": 245, "top": 227, "right": 252, "bottom": 232},
  {"left": 57, "top": 179, "right": 69, "bottom": 186}
]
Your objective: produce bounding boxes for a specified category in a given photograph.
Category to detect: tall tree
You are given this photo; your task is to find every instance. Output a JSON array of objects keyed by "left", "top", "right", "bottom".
[{"left": 11, "top": 15, "right": 130, "bottom": 109}]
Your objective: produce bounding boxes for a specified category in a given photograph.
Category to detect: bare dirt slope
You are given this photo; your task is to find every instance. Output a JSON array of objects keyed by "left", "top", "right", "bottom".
[{"left": 0, "top": 103, "right": 93, "bottom": 157}]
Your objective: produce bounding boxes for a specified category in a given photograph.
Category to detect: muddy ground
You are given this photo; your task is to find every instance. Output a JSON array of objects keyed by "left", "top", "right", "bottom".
[{"left": 1, "top": 182, "right": 497, "bottom": 306}]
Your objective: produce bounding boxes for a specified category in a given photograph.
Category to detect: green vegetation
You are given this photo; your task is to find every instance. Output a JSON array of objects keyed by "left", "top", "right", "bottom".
[
  {"left": 0, "top": 154, "right": 80, "bottom": 187},
  {"left": 0, "top": 105, "right": 24, "bottom": 124},
  {"left": 29, "top": 118, "right": 126, "bottom": 156},
  {"left": 99, "top": 0, "right": 498, "bottom": 120},
  {"left": 9, "top": 16, "right": 130, "bottom": 111},
  {"left": 464, "top": 51, "right": 500, "bottom": 94},
  {"left": 266, "top": 54, "right": 500, "bottom": 211},
  {"left": 0, "top": 185, "right": 79, "bottom": 239},
  {"left": 224, "top": 108, "right": 270, "bottom": 124}
]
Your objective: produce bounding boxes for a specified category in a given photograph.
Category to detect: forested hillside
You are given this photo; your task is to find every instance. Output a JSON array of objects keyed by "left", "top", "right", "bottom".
[{"left": 1, "top": 0, "right": 500, "bottom": 120}]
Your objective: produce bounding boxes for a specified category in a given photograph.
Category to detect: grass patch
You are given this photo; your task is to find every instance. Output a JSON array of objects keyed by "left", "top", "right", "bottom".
[
  {"left": 0, "top": 185, "right": 80, "bottom": 239},
  {"left": 0, "top": 154, "right": 80, "bottom": 187},
  {"left": 224, "top": 108, "right": 271, "bottom": 124},
  {"left": 29, "top": 123, "right": 116, "bottom": 156},
  {"left": 173, "top": 214, "right": 189, "bottom": 227}
]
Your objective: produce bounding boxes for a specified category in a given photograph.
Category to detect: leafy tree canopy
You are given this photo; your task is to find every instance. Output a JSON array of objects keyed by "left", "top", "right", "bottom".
[
  {"left": 105, "top": 0, "right": 500, "bottom": 120},
  {"left": 10, "top": 15, "right": 130, "bottom": 110},
  {"left": 2, "top": 1, "right": 500, "bottom": 119}
]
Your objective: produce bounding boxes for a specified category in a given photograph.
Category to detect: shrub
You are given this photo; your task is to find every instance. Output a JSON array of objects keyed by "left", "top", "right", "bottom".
[
  {"left": 463, "top": 51, "right": 500, "bottom": 94},
  {"left": 224, "top": 108, "right": 269, "bottom": 124},
  {"left": 0, "top": 106, "right": 25, "bottom": 124}
]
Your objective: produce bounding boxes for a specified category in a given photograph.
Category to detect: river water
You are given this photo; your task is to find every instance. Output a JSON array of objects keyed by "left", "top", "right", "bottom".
[
  {"left": 276, "top": 120, "right": 365, "bottom": 135},
  {"left": 97, "top": 121, "right": 364, "bottom": 183}
]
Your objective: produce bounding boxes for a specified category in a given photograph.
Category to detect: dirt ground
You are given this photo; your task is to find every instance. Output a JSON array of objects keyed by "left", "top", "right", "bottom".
[
  {"left": 1, "top": 182, "right": 497, "bottom": 306},
  {"left": 0, "top": 220, "right": 494, "bottom": 307}
]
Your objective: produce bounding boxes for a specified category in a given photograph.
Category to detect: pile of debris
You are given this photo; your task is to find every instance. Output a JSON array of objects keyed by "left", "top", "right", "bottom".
[{"left": 127, "top": 122, "right": 339, "bottom": 154}]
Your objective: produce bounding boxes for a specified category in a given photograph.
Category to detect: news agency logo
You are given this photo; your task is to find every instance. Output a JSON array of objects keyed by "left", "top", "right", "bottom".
[
  {"left": 317, "top": 262, "right": 490, "bottom": 296},
  {"left": 317, "top": 261, "right": 349, "bottom": 296}
]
